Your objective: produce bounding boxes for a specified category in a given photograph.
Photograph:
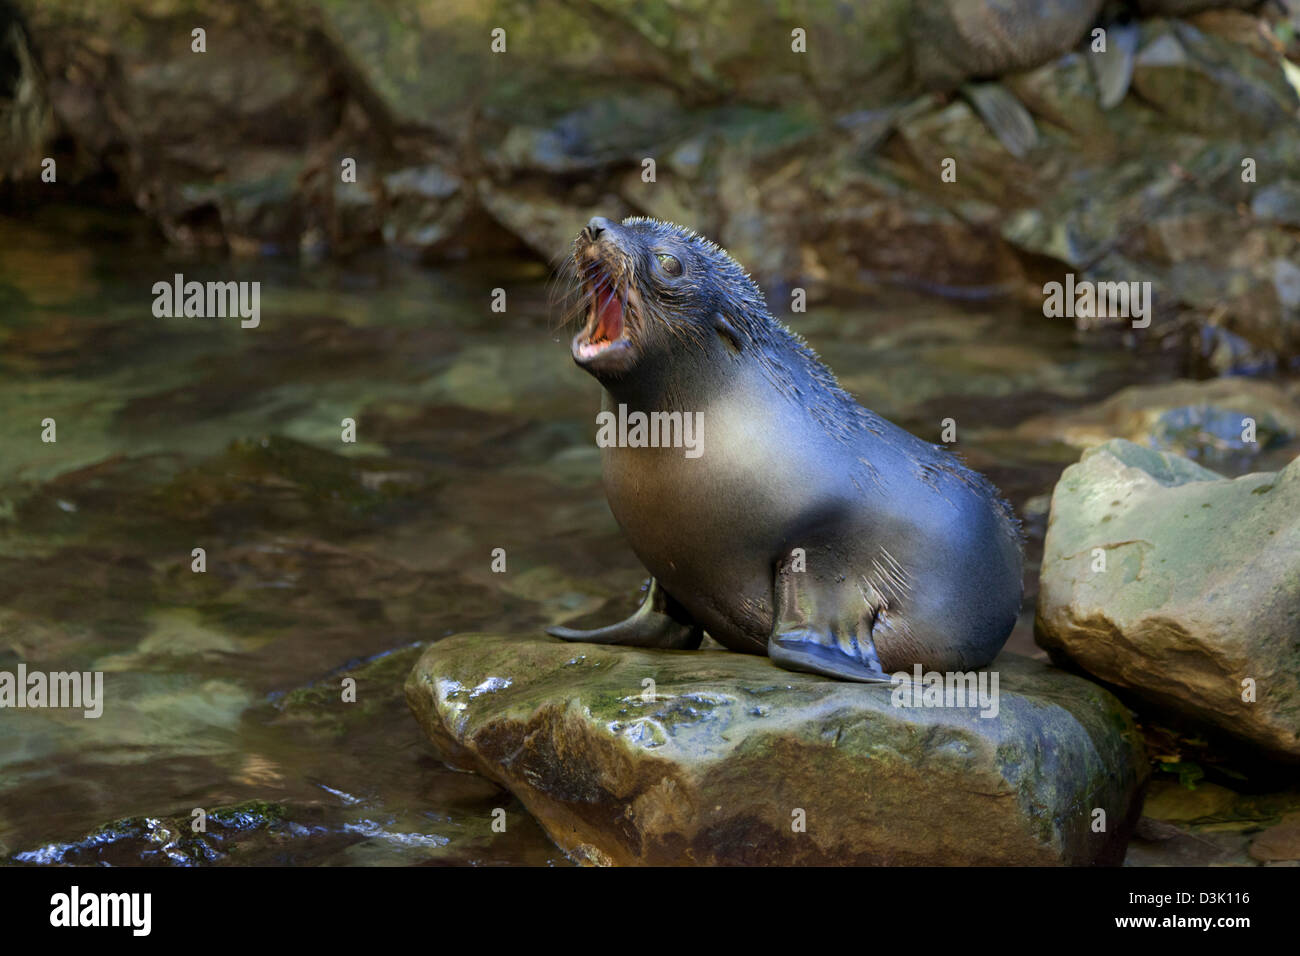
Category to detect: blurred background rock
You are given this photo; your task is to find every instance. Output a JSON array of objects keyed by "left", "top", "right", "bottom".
[{"left": 3, "top": 0, "right": 1300, "bottom": 371}]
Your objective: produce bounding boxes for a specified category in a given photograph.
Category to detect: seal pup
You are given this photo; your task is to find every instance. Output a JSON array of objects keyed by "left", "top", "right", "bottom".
[{"left": 549, "top": 216, "right": 1023, "bottom": 682}]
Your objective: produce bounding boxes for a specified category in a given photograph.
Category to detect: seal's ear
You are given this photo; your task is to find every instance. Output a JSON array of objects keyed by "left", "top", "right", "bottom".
[{"left": 712, "top": 312, "right": 743, "bottom": 354}]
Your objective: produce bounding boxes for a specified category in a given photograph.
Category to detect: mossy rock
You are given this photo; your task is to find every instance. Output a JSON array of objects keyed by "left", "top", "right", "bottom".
[{"left": 406, "top": 632, "right": 1148, "bottom": 865}]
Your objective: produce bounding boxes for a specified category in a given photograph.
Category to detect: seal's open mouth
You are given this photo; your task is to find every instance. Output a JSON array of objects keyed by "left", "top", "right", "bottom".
[
  {"left": 572, "top": 265, "right": 637, "bottom": 371},
  {"left": 576, "top": 282, "right": 627, "bottom": 359}
]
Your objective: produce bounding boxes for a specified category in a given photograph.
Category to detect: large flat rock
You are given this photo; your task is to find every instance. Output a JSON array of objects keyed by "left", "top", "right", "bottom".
[
  {"left": 405, "top": 632, "right": 1148, "bottom": 865},
  {"left": 1036, "top": 439, "right": 1300, "bottom": 760}
]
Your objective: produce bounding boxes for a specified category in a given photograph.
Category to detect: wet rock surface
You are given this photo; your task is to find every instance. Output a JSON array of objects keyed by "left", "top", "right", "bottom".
[
  {"left": 1036, "top": 439, "right": 1300, "bottom": 761},
  {"left": 406, "top": 632, "right": 1149, "bottom": 865}
]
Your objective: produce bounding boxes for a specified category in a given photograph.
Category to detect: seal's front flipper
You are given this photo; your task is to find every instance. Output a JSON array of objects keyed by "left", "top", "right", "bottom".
[
  {"left": 767, "top": 551, "right": 892, "bottom": 683},
  {"left": 547, "top": 578, "right": 703, "bottom": 649}
]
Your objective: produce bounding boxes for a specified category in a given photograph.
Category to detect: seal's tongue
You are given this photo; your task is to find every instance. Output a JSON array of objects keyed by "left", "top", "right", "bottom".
[{"left": 592, "top": 288, "right": 624, "bottom": 343}]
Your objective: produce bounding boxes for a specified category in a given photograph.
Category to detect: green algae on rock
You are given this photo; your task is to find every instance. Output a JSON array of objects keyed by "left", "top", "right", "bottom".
[
  {"left": 1036, "top": 439, "right": 1300, "bottom": 761},
  {"left": 405, "top": 632, "right": 1148, "bottom": 866}
]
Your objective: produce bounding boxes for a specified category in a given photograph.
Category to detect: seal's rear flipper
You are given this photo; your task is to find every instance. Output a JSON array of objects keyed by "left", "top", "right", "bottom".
[
  {"left": 767, "top": 551, "right": 893, "bottom": 683},
  {"left": 547, "top": 577, "right": 703, "bottom": 649}
]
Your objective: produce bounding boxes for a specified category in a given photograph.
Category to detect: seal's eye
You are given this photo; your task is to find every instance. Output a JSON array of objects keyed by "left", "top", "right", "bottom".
[{"left": 655, "top": 253, "right": 683, "bottom": 277}]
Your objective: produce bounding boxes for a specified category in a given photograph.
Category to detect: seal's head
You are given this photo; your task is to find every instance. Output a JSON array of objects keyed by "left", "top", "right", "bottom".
[{"left": 564, "top": 216, "right": 766, "bottom": 382}]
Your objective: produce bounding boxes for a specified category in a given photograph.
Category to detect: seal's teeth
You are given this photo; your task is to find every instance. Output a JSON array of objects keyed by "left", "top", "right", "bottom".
[{"left": 577, "top": 339, "right": 617, "bottom": 360}]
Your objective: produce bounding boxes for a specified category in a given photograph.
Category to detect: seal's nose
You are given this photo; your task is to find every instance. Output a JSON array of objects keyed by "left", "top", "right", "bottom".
[{"left": 584, "top": 216, "right": 612, "bottom": 242}]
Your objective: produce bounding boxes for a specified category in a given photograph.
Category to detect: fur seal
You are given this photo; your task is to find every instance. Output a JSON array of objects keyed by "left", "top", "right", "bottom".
[{"left": 549, "top": 216, "right": 1023, "bottom": 682}]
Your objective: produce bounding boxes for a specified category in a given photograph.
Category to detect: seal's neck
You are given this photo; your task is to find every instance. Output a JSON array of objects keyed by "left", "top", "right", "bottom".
[{"left": 597, "top": 334, "right": 744, "bottom": 413}]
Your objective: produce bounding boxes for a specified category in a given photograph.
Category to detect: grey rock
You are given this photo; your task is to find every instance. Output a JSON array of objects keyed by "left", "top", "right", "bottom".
[
  {"left": 1037, "top": 439, "right": 1300, "bottom": 760},
  {"left": 406, "top": 631, "right": 1150, "bottom": 865}
]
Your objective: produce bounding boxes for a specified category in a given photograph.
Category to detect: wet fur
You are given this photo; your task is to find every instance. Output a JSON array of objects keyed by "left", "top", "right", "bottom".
[{"left": 556, "top": 215, "right": 1025, "bottom": 676}]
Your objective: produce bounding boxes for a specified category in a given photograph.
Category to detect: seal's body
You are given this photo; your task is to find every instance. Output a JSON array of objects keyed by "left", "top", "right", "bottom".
[{"left": 550, "top": 216, "right": 1022, "bottom": 681}]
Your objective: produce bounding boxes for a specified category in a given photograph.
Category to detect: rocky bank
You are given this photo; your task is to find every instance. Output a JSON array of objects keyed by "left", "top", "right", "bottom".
[{"left": 3, "top": 1, "right": 1300, "bottom": 365}]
